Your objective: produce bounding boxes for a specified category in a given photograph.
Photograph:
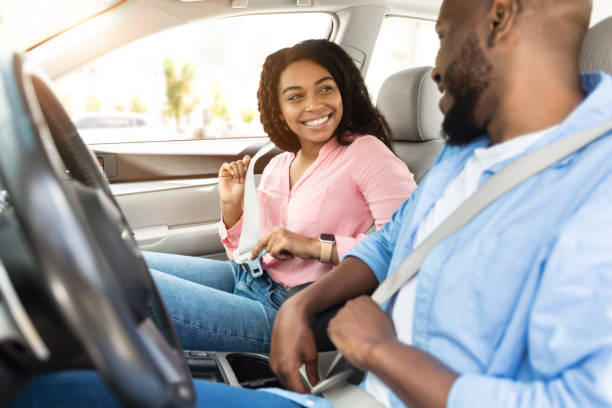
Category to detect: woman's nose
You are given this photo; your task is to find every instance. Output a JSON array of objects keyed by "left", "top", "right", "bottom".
[{"left": 305, "top": 94, "right": 322, "bottom": 111}]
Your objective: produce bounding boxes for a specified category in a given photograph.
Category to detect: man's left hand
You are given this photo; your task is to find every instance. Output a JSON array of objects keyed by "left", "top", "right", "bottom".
[{"left": 327, "top": 295, "right": 397, "bottom": 371}]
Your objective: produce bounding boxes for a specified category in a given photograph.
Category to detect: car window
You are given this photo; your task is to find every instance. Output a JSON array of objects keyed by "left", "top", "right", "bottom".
[
  {"left": 365, "top": 16, "right": 438, "bottom": 103},
  {"left": 55, "top": 13, "right": 333, "bottom": 144}
]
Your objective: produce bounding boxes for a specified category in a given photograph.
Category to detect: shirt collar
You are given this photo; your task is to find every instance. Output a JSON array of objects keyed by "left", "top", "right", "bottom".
[{"left": 318, "top": 134, "right": 341, "bottom": 157}]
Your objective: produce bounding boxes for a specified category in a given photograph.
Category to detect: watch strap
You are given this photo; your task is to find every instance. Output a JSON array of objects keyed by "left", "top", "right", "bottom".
[{"left": 319, "top": 234, "right": 335, "bottom": 263}]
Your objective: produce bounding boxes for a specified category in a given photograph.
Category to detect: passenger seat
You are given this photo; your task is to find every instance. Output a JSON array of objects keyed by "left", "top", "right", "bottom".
[
  {"left": 376, "top": 66, "right": 445, "bottom": 183},
  {"left": 580, "top": 16, "right": 612, "bottom": 74}
]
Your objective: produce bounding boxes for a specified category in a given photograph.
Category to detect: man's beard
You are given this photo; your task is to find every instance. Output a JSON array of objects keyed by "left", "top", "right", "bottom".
[{"left": 442, "top": 31, "right": 494, "bottom": 146}]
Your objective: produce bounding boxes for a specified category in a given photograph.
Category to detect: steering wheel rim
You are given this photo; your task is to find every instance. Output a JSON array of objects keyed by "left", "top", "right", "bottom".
[{"left": 0, "top": 53, "right": 195, "bottom": 407}]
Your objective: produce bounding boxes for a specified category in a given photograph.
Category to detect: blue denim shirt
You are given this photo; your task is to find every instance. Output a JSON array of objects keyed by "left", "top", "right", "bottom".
[{"left": 344, "top": 71, "right": 612, "bottom": 407}]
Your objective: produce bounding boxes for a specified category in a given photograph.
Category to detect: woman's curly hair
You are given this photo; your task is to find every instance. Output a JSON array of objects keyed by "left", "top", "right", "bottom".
[{"left": 257, "top": 39, "right": 393, "bottom": 153}]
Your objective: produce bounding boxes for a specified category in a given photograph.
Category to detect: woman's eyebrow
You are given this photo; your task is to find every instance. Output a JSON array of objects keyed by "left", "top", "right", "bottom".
[
  {"left": 315, "top": 76, "right": 334, "bottom": 85},
  {"left": 282, "top": 76, "right": 334, "bottom": 95},
  {"left": 281, "top": 85, "right": 302, "bottom": 95}
]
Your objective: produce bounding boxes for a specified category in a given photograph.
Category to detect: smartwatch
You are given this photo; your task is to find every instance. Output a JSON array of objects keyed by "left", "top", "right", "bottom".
[{"left": 319, "top": 233, "right": 336, "bottom": 263}]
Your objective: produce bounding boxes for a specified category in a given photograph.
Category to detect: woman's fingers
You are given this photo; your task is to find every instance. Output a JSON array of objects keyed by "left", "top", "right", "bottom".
[
  {"left": 266, "top": 229, "right": 295, "bottom": 260},
  {"left": 242, "top": 155, "right": 251, "bottom": 169},
  {"left": 251, "top": 233, "right": 271, "bottom": 259},
  {"left": 230, "top": 161, "right": 243, "bottom": 183},
  {"left": 220, "top": 155, "right": 251, "bottom": 183},
  {"left": 219, "top": 162, "right": 233, "bottom": 177}
]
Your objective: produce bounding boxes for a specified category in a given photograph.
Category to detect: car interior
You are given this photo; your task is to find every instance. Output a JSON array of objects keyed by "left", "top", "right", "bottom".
[{"left": 1, "top": 0, "right": 611, "bottom": 407}]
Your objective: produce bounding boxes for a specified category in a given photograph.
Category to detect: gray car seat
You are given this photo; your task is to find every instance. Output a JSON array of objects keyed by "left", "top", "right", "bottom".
[
  {"left": 376, "top": 66, "right": 445, "bottom": 183},
  {"left": 580, "top": 16, "right": 612, "bottom": 74}
]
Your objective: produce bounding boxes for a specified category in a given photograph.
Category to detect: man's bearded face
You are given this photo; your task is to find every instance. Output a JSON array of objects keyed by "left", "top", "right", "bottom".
[{"left": 442, "top": 31, "right": 494, "bottom": 146}]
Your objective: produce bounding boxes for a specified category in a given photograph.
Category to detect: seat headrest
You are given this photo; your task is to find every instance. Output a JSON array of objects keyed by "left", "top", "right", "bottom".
[
  {"left": 376, "top": 66, "right": 444, "bottom": 143},
  {"left": 580, "top": 16, "right": 612, "bottom": 74}
]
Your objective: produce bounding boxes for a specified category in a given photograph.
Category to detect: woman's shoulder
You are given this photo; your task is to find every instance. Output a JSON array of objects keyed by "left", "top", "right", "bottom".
[
  {"left": 264, "top": 150, "right": 294, "bottom": 171},
  {"left": 348, "top": 134, "right": 394, "bottom": 157}
]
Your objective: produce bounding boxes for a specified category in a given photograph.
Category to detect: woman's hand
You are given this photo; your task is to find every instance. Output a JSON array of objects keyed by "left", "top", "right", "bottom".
[
  {"left": 219, "top": 155, "right": 250, "bottom": 228},
  {"left": 219, "top": 155, "right": 251, "bottom": 204},
  {"left": 251, "top": 227, "right": 320, "bottom": 261}
]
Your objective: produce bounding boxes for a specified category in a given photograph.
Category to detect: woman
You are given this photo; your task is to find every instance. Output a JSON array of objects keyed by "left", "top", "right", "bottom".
[{"left": 143, "top": 39, "right": 416, "bottom": 352}]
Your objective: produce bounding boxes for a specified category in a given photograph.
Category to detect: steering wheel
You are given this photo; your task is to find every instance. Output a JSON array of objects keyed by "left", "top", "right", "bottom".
[{"left": 0, "top": 53, "right": 195, "bottom": 407}]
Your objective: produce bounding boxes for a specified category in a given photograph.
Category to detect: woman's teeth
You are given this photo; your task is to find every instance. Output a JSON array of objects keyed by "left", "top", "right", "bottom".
[{"left": 304, "top": 115, "right": 330, "bottom": 128}]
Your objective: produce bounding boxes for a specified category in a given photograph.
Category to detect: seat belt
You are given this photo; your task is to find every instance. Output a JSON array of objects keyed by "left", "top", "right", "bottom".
[
  {"left": 232, "top": 141, "right": 276, "bottom": 278},
  {"left": 312, "top": 119, "right": 612, "bottom": 406}
]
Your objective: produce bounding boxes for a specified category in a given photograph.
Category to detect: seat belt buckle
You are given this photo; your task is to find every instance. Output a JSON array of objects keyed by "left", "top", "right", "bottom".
[{"left": 233, "top": 249, "right": 267, "bottom": 278}]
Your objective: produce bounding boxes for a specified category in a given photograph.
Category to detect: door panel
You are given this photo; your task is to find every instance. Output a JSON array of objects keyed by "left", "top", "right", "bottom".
[
  {"left": 98, "top": 138, "right": 278, "bottom": 258},
  {"left": 92, "top": 138, "right": 272, "bottom": 183}
]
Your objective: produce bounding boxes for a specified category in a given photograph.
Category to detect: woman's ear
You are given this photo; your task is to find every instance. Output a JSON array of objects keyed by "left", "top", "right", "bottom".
[{"left": 487, "top": 0, "right": 518, "bottom": 47}]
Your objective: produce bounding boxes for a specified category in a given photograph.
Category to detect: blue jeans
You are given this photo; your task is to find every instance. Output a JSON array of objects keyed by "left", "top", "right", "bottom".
[
  {"left": 11, "top": 371, "right": 333, "bottom": 408},
  {"left": 143, "top": 251, "right": 288, "bottom": 352}
]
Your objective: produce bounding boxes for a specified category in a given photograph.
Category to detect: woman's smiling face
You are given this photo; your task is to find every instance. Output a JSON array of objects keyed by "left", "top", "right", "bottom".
[{"left": 277, "top": 59, "right": 343, "bottom": 151}]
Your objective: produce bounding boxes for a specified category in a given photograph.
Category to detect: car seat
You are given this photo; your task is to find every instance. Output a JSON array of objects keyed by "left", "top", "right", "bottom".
[
  {"left": 580, "top": 16, "right": 612, "bottom": 74},
  {"left": 376, "top": 66, "right": 445, "bottom": 183}
]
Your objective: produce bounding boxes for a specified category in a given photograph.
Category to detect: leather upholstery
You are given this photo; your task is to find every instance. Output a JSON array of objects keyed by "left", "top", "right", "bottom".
[
  {"left": 580, "top": 16, "right": 612, "bottom": 74},
  {"left": 376, "top": 66, "right": 445, "bottom": 183}
]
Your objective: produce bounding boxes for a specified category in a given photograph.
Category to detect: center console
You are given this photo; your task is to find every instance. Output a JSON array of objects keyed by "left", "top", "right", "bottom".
[
  {"left": 183, "top": 351, "right": 282, "bottom": 389},
  {"left": 184, "top": 350, "right": 360, "bottom": 392}
]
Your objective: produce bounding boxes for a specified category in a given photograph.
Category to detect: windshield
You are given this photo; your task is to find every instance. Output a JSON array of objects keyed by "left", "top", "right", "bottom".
[{"left": 0, "top": 0, "right": 122, "bottom": 51}]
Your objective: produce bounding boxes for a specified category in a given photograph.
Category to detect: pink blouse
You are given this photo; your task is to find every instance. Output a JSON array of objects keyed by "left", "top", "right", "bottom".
[{"left": 219, "top": 135, "right": 416, "bottom": 289}]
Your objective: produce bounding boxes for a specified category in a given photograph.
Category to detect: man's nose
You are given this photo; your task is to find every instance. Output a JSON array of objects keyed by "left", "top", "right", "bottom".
[{"left": 431, "top": 67, "right": 442, "bottom": 88}]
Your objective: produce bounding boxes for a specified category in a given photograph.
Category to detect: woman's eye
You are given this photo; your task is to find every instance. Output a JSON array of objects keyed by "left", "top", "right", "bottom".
[
  {"left": 288, "top": 94, "right": 302, "bottom": 102},
  {"left": 320, "top": 86, "right": 333, "bottom": 93}
]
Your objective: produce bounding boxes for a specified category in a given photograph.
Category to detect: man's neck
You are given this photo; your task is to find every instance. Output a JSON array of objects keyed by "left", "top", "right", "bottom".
[{"left": 487, "top": 69, "right": 585, "bottom": 145}]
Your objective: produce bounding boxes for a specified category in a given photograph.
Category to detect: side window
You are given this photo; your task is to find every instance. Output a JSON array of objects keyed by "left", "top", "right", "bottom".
[
  {"left": 365, "top": 17, "right": 438, "bottom": 102},
  {"left": 55, "top": 13, "right": 332, "bottom": 144}
]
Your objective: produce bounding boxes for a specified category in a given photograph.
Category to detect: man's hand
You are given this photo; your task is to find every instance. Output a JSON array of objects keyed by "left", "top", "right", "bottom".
[
  {"left": 270, "top": 298, "right": 320, "bottom": 393},
  {"left": 251, "top": 227, "right": 320, "bottom": 261},
  {"left": 327, "top": 295, "right": 397, "bottom": 371}
]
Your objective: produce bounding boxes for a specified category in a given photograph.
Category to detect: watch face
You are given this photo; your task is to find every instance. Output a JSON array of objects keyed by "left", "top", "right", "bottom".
[{"left": 320, "top": 233, "right": 335, "bottom": 243}]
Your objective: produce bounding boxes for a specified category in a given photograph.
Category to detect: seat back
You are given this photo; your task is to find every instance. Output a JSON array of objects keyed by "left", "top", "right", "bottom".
[
  {"left": 376, "top": 13, "right": 612, "bottom": 185},
  {"left": 376, "top": 66, "right": 445, "bottom": 183},
  {"left": 580, "top": 16, "right": 612, "bottom": 74}
]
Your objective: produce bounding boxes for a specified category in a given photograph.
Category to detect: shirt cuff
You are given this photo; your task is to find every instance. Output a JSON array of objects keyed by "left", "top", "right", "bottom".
[
  {"left": 344, "top": 240, "right": 389, "bottom": 283},
  {"left": 218, "top": 213, "right": 243, "bottom": 246}
]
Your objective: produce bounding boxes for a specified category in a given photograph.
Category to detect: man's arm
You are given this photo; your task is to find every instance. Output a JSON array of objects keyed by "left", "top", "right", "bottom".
[
  {"left": 270, "top": 256, "right": 378, "bottom": 393},
  {"left": 270, "top": 194, "right": 416, "bottom": 393},
  {"left": 328, "top": 296, "right": 458, "bottom": 408}
]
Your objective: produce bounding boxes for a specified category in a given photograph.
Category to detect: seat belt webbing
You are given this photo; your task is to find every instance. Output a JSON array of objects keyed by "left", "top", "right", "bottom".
[{"left": 232, "top": 142, "right": 275, "bottom": 277}]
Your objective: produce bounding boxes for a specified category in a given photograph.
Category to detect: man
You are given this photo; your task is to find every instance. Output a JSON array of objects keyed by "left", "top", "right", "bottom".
[
  {"left": 12, "top": 0, "right": 612, "bottom": 407},
  {"left": 272, "top": 0, "right": 612, "bottom": 406}
]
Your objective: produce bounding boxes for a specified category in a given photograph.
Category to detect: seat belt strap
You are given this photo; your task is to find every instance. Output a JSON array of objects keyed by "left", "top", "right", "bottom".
[
  {"left": 232, "top": 141, "right": 276, "bottom": 278},
  {"left": 371, "top": 119, "right": 612, "bottom": 305},
  {"left": 316, "top": 119, "right": 612, "bottom": 402}
]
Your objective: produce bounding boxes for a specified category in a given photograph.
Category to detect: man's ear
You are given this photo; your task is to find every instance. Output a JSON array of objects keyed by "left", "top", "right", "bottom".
[{"left": 487, "top": 0, "right": 518, "bottom": 47}]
